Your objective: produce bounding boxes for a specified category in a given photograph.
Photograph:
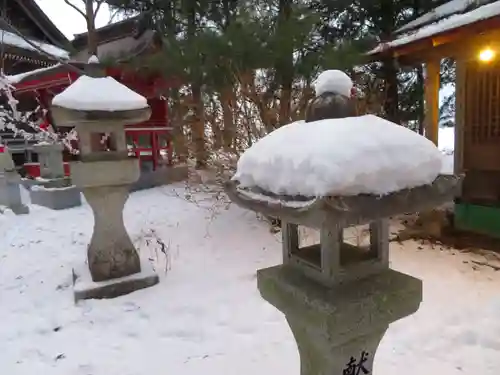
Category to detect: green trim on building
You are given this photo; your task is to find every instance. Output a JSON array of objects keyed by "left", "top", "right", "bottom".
[{"left": 455, "top": 203, "right": 500, "bottom": 238}]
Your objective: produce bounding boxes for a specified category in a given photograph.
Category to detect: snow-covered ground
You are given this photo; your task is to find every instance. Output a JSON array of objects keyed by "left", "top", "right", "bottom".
[
  {"left": 1, "top": 183, "right": 500, "bottom": 375},
  {"left": 439, "top": 126, "right": 455, "bottom": 174}
]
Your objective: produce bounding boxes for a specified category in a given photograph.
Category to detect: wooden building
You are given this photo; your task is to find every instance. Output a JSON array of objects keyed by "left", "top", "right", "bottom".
[
  {"left": 0, "top": 0, "right": 70, "bottom": 166},
  {"left": 1, "top": 0, "right": 70, "bottom": 74},
  {"left": 368, "top": 0, "right": 500, "bottom": 237}
]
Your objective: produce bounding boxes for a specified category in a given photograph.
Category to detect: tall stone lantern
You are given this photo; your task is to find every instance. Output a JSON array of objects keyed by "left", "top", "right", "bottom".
[
  {"left": 51, "top": 75, "right": 159, "bottom": 301},
  {"left": 226, "top": 174, "right": 462, "bottom": 375},
  {"left": 225, "top": 108, "right": 463, "bottom": 375}
]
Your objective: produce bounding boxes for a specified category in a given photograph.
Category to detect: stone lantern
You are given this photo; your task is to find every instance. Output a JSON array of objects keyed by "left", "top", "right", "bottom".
[
  {"left": 29, "top": 142, "right": 82, "bottom": 210},
  {"left": 226, "top": 175, "right": 462, "bottom": 374},
  {"left": 51, "top": 75, "right": 159, "bottom": 301},
  {"left": 0, "top": 147, "right": 29, "bottom": 214}
]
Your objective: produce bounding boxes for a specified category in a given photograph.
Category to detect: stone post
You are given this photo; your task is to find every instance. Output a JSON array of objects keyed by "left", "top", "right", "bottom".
[
  {"left": 258, "top": 266, "right": 421, "bottom": 375},
  {"left": 256, "top": 216, "right": 422, "bottom": 375},
  {"left": 70, "top": 158, "right": 143, "bottom": 282},
  {"left": 0, "top": 149, "right": 29, "bottom": 215},
  {"left": 51, "top": 74, "right": 159, "bottom": 300}
]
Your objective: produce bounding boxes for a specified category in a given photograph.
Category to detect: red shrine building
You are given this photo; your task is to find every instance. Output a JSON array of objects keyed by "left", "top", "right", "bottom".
[
  {"left": 0, "top": 0, "right": 70, "bottom": 165},
  {"left": 7, "top": 14, "right": 186, "bottom": 185}
]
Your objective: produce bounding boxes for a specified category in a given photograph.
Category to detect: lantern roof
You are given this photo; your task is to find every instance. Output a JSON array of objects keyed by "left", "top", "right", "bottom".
[{"left": 52, "top": 75, "right": 148, "bottom": 112}]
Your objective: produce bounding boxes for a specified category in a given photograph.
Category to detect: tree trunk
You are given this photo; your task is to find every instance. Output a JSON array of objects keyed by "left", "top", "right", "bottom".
[
  {"left": 85, "top": 0, "right": 98, "bottom": 57},
  {"left": 277, "top": 0, "right": 294, "bottom": 126},
  {"left": 416, "top": 64, "right": 425, "bottom": 134},
  {"left": 170, "top": 89, "right": 188, "bottom": 162},
  {"left": 208, "top": 98, "right": 223, "bottom": 150},
  {"left": 186, "top": 2, "right": 206, "bottom": 169},
  {"left": 191, "top": 84, "right": 206, "bottom": 169},
  {"left": 221, "top": 86, "right": 235, "bottom": 151},
  {"left": 377, "top": 0, "right": 400, "bottom": 124}
]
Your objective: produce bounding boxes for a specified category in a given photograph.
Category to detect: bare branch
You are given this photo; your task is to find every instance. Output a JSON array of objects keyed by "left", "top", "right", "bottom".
[
  {"left": 93, "top": 0, "right": 105, "bottom": 21},
  {"left": 63, "top": 0, "right": 87, "bottom": 19},
  {"left": 108, "top": 8, "right": 121, "bottom": 24}
]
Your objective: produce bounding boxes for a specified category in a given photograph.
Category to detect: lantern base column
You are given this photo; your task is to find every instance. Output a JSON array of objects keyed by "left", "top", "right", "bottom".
[{"left": 257, "top": 265, "right": 422, "bottom": 375}]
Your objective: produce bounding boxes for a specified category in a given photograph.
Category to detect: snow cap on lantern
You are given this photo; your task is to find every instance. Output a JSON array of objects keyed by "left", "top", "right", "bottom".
[
  {"left": 313, "top": 69, "right": 353, "bottom": 97},
  {"left": 226, "top": 114, "right": 461, "bottom": 286},
  {"left": 51, "top": 75, "right": 151, "bottom": 159},
  {"left": 307, "top": 70, "right": 356, "bottom": 121}
]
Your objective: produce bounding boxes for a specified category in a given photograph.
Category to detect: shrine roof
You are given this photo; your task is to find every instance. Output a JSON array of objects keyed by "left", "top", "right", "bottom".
[
  {"left": 70, "top": 15, "right": 159, "bottom": 63},
  {"left": 396, "top": 0, "right": 491, "bottom": 34},
  {"left": 15, "top": 0, "right": 70, "bottom": 49},
  {"left": 0, "top": 28, "right": 70, "bottom": 60},
  {"left": 367, "top": 0, "right": 500, "bottom": 58},
  {"left": 7, "top": 62, "right": 84, "bottom": 85}
]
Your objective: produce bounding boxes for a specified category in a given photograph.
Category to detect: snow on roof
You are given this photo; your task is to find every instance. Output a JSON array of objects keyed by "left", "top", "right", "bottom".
[
  {"left": 233, "top": 115, "right": 444, "bottom": 197},
  {"left": 369, "top": 1, "right": 500, "bottom": 55},
  {"left": 396, "top": 0, "right": 489, "bottom": 33},
  {"left": 7, "top": 64, "right": 63, "bottom": 84},
  {"left": 0, "top": 29, "right": 69, "bottom": 60},
  {"left": 52, "top": 75, "right": 148, "bottom": 112}
]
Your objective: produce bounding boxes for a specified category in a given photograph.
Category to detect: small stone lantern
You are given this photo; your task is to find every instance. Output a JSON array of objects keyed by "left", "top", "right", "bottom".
[
  {"left": 0, "top": 147, "right": 29, "bottom": 214},
  {"left": 36, "top": 142, "right": 65, "bottom": 180},
  {"left": 29, "top": 142, "right": 82, "bottom": 210},
  {"left": 51, "top": 75, "right": 159, "bottom": 300}
]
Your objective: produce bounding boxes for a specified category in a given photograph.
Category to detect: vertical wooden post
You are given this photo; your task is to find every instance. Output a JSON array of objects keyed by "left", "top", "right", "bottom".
[
  {"left": 281, "top": 222, "right": 298, "bottom": 265},
  {"left": 454, "top": 59, "right": 466, "bottom": 174},
  {"left": 425, "top": 59, "right": 440, "bottom": 145},
  {"left": 151, "top": 132, "right": 158, "bottom": 171},
  {"left": 167, "top": 133, "right": 173, "bottom": 166}
]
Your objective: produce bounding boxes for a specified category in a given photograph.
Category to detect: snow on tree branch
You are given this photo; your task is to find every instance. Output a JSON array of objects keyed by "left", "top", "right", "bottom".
[{"left": 0, "top": 72, "right": 79, "bottom": 154}]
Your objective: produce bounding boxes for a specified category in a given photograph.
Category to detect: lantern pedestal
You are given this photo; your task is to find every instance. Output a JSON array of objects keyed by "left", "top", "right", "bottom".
[
  {"left": 30, "top": 185, "right": 81, "bottom": 210},
  {"left": 73, "top": 256, "right": 158, "bottom": 302},
  {"left": 70, "top": 158, "right": 159, "bottom": 300},
  {"left": 257, "top": 266, "right": 422, "bottom": 375}
]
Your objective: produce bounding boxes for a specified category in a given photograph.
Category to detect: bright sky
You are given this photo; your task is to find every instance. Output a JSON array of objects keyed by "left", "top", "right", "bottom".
[{"left": 35, "top": 0, "right": 111, "bottom": 40}]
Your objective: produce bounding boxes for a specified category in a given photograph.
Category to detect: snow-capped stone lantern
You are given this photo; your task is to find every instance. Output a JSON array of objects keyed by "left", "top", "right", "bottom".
[
  {"left": 0, "top": 147, "right": 29, "bottom": 214},
  {"left": 51, "top": 74, "right": 159, "bottom": 301},
  {"left": 225, "top": 70, "right": 463, "bottom": 375}
]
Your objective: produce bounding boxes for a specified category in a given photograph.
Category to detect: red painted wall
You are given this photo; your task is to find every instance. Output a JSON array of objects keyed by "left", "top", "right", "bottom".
[{"left": 24, "top": 162, "right": 70, "bottom": 178}]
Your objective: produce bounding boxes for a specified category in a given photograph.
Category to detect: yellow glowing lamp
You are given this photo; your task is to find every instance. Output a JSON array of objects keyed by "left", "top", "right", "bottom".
[{"left": 479, "top": 48, "right": 495, "bottom": 62}]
